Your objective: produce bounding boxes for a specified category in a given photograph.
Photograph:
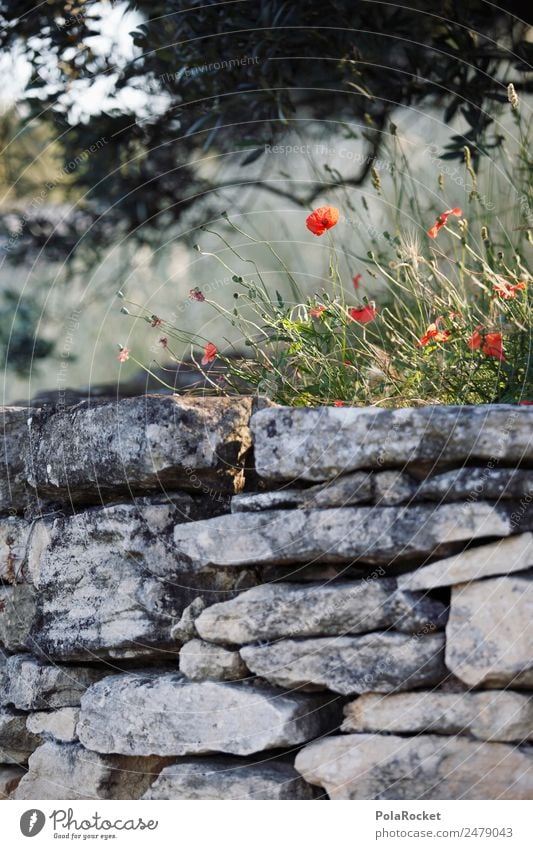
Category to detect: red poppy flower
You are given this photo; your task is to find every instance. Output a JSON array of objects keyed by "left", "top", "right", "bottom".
[
  {"left": 352, "top": 273, "right": 362, "bottom": 289},
  {"left": 467, "top": 327, "right": 506, "bottom": 361},
  {"left": 189, "top": 287, "right": 205, "bottom": 302},
  {"left": 305, "top": 206, "right": 339, "bottom": 236},
  {"left": 428, "top": 207, "right": 462, "bottom": 239},
  {"left": 150, "top": 315, "right": 162, "bottom": 327},
  {"left": 333, "top": 400, "right": 345, "bottom": 407},
  {"left": 348, "top": 305, "right": 377, "bottom": 324},
  {"left": 310, "top": 305, "right": 326, "bottom": 318},
  {"left": 419, "top": 316, "right": 451, "bottom": 347},
  {"left": 493, "top": 279, "right": 526, "bottom": 300},
  {"left": 201, "top": 342, "right": 218, "bottom": 365}
]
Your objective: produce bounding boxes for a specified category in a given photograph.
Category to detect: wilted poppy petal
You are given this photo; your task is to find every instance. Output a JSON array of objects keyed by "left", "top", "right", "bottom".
[{"left": 201, "top": 342, "right": 218, "bottom": 365}]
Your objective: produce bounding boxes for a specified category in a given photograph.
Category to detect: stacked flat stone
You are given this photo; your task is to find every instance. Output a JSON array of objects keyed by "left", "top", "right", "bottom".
[{"left": 0, "top": 399, "right": 531, "bottom": 799}]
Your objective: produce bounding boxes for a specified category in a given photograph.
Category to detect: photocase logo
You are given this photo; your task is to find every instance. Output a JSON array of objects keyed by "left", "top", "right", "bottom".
[{"left": 20, "top": 809, "right": 46, "bottom": 837}]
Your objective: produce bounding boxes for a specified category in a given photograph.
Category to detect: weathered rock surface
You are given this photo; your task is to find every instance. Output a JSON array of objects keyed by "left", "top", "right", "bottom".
[
  {"left": 195, "top": 580, "right": 447, "bottom": 645},
  {"left": 231, "top": 471, "right": 416, "bottom": 513},
  {"left": 295, "top": 733, "right": 533, "bottom": 799},
  {"left": 174, "top": 502, "right": 520, "bottom": 568},
  {"left": 32, "top": 499, "right": 258, "bottom": 660},
  {"left": 0, "top": 655, "right": 109, "bottom": 710},
  {"left": 251, "top": 405, "right": 533, "bottom": 482},
  {"left": 417, "top": 467, "right": 533, "bottom": 502},
  {"left": 179, "top": 639, "right": 248, "bottom": 681},
  {"left": 143, "top": 757, "right": 315, "bottom": 800},
  {"left": 240, "top": 633, "right": 446, "bottom": 695},
  {"left": 342, "top": 691, "right": 533, "bottom": 742},
  {"left": 77, "top": 673, "right": 340, "bottom": 756},
  {"left": 0, "top": 764, "right": 25, "bottom": 798},
  {"left": 170, "top": 597, "right": 206, "bottom": 643},
  {"left": 0, "top": 708, "right": 42, "bottom": 763},
  {"left": 0, "top": 407, "right": 37, "bottom": 513},
  {"left": 26, "top": 707, "right": 80, "bottom": 743},
  {"left": 0, "top": 585, "right": 36, "bottom": 650},
  {"left": 399, "top": 534, "right": 533, "bottom": 591},
  {"left": 13, "top": 741, "right": 170, "bottom": 800},
  {"left": 26, "top": 395, "right": 253, "bottom": 501},
  {"left": 445, "top": 575, "right": 533, "bottom": 688}
]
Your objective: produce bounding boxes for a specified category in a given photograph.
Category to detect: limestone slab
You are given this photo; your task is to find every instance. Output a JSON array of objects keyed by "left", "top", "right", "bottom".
[
  {"left": 342, "top": 691, "right": 533, "bottom": 742},
  {"left": 0, "top": 407, "right": 37, "bottom": 513},
  {"left": 445, "top": 575, "right": 533, "bottom": 688},
  {"left": 398, "top": 534, "right": 533, "bottom": 591},
  {"left": 174, "top": 502, "right": 519, "bottom": 568},
  {"left": 295, "top": 733, "right": 533, "bottom": 799},
  {"left": 143, "top": 757, "right": 315, "bottom": 799},
  {"left": 26, "top": 707, "right": 80, "bottom": 743},
  {"left": 179, "top": 639, "right": 248, "bottom": 681},
  {"left": 417, "top": 467, "right": 533, "bottom": 502},
  {"left": 13, "top": 741, "right": 169, "bottom": 800},
  {"left": 77, "top": 673, "right": 340, "bottom": 756},
  {"left": 32, "top": 498, "right": 258, "bottom": 660},
  {"left": 240, "top": 632, "right": 446, "bottom": 695},
  {"left": 0, "top": 655, "right": 109, "bottom": 711},
  {"left": 195, "top": 579, "right": 447, "bottom": 645},
  {"left": 26, "top": 395, "right": 253, "bottom": 502},
  {"left": 251, "top": 405, "right": 533, "bottom": 482}
]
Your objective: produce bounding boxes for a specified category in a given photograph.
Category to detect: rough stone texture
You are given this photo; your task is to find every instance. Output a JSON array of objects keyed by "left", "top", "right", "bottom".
[
  {"left": 231, "top": 471, "right": 417, "bottom": 513},
  {"left": 170, "top": 597, "right": 206, "bottom": 643},
  {"left": 77, "top": 673, "right": 340, "bottom": 757},
  {"left": 240, "top": 633, "right": 446, "bottom": 695},
  {"left": 26, "top": 395, "right": 253, "bottom": 502},
  {"left": 32, "top": 499, "right": 258, "bottom": 660},
  {"left": 195, "top": 579, "right": 447, "bottom": 645},
  {"left": 342, "top": 691, "right": 533, "bottom": 742},
  {"left": 446, "top": 575, "right": 533, "bottom": 688},
  {"left": 0, "top": 655, "right": 109, "bottom": 710},
  {"left": 143, "top": 757, "right": 315, "bottom": 800},
  {"left": 0, "top": 584, "right": 36, "bottom": 651},
  {"left": 0, "top": 765, "right": 25, "bottom": 798},
  {"left": 174, "top": 502, "right": 522, "bottom": 568},
  {"left": 26, "top": 708, "right": 80, "bottom": 743},
  {"left": 417, "top": 466, "right": 533, "bottom": 502},
  {"left": 399, "top": 534, "right": 533, "bottom": 591},
  {"left": 252, "top": 405, "right": 533, "bottom": 482},
  {"left": 372, "top": 471, "right": 416, "bottom": 505},
  {"left": 13, "top": 741, "right": 170, "bottom": 800},
  {"left": 179, "top": 639, "right": 248, "bottom": 681},
  {"left": 295, "top": 733, "right": 533, "bottom": 800},
  {"left": 0, "top": 518, "right": 34, "bottom": 584},
  {"left": 0, "top": 708, "right": 42, "bottom": 763},
  {"left": 233, "top": 468, "right": 533, "bottom": 512},
  {"left": 0, "top": 407, "right": 37, "bottom": 513}
]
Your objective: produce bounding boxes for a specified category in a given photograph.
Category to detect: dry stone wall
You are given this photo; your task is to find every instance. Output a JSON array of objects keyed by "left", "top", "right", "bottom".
[{"left": 0, "top": 396, "right": 532, "bottom": 800}]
